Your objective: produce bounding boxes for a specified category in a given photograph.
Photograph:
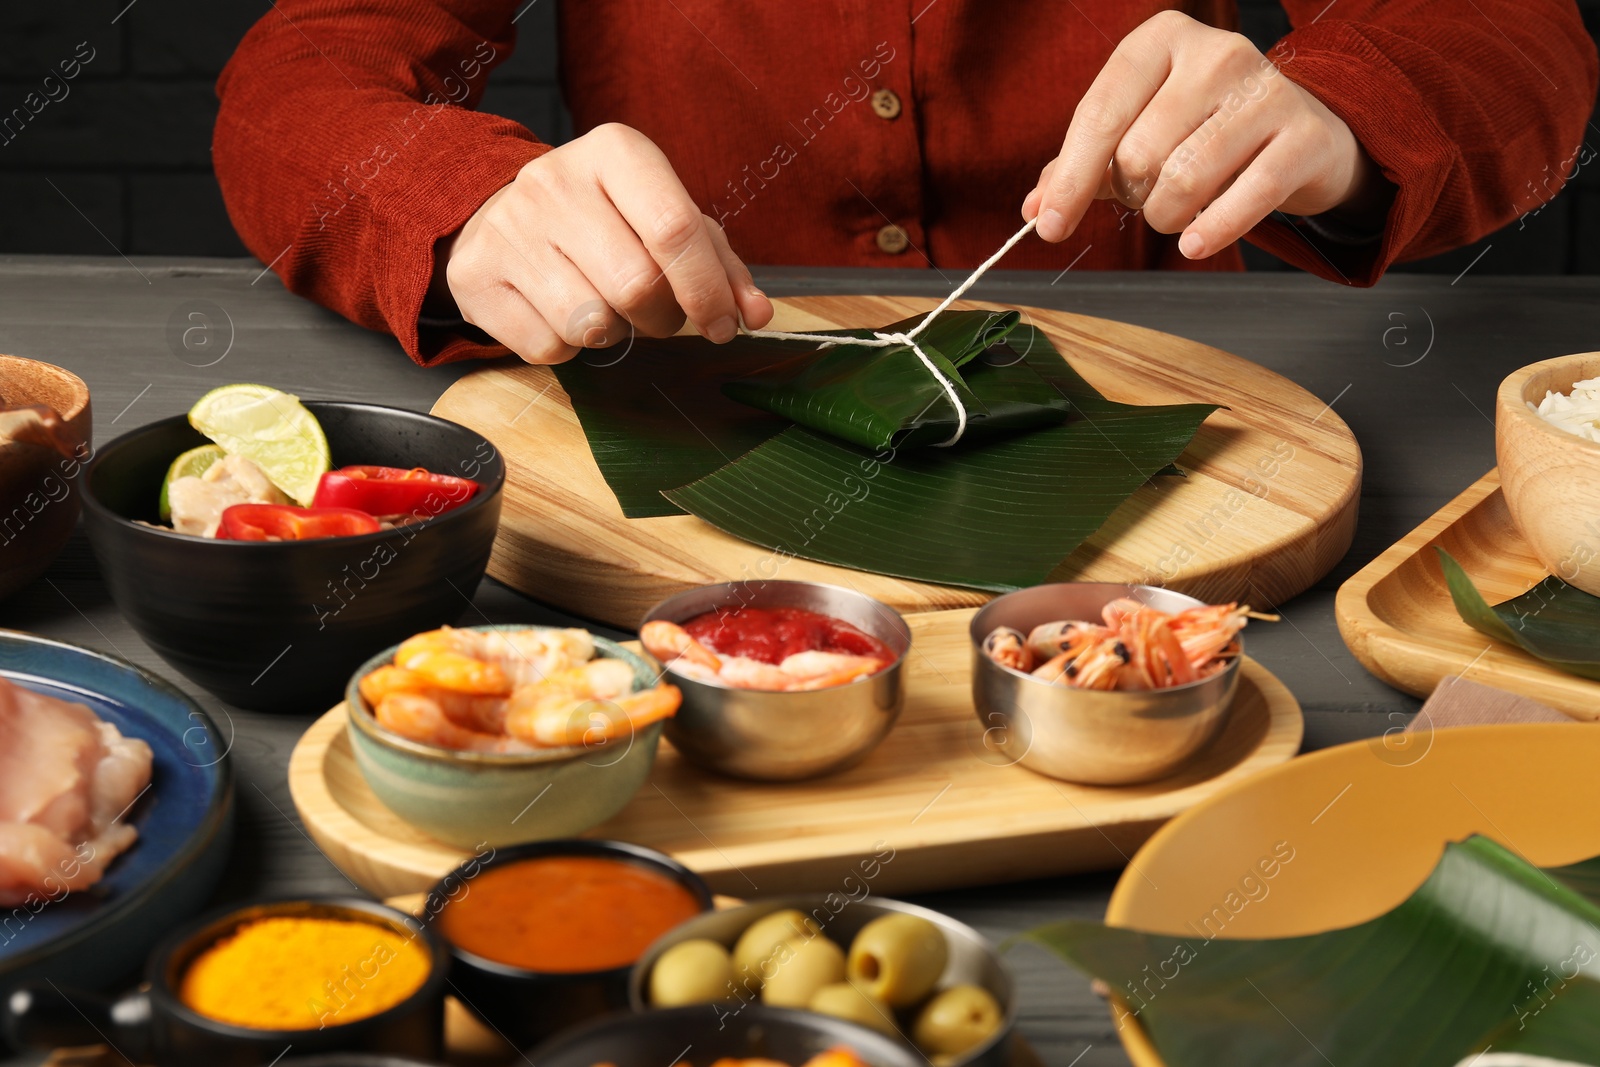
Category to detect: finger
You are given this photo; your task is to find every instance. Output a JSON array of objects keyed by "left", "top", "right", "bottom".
[
  {"left": 601, "top": 143, "right": 741, "bottom": 343},
  {"left": 1108, "top": 78, "right": 1220, "bottom": 211},
  {"left": 550, "top": 205, "right": 686, "bottom": 339},
  {"left": 1179, "top": 138, "right": 1303, "bottom": 258},
  {"left": 1141, "top": 94, "right": 1276, "bottom": 234},
  {"left": 481, "top": 216, "right": 621, "bottom": 349},
  {"left": 702, "top": 214, "right": 773, "bottom": 330},
  {"left": 1022, "top": 161, "right": 1055, "bottom": 219},
  {"left": 1033, "top": 26, "right": 1174, "bottom": 241},
  {"left": 460, "top": 281, "right": 579, "bottom": 365}
]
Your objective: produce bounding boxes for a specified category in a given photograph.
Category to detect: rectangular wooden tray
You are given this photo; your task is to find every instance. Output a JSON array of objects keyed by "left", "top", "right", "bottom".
[
  {"left": 291, "top": 608, "right": 1304, "bottom": 899},
  {"left": 1336, "top": 468, "right": 1599, "bottom": 718}
]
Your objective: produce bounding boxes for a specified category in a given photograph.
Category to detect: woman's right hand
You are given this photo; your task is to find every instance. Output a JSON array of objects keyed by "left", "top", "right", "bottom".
[{"left": 438, "top": 123, "right": 774, "bottom": 364}]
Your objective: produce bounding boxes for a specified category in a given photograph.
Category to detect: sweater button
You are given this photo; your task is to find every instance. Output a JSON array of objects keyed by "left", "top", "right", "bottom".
[
  {"left": 870, "top": 88, "right": 902, "bottom": 120},
  {"left": 876, "top": 224, "right": 910, "bottom": 254}
]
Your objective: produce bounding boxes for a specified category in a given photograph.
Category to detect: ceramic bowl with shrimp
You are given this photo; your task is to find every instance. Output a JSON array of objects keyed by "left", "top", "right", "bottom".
[
  {"left": 345, "top": 625, "right": 674, "bottom": 848},
  {"left": 640, "top": 581, "right": 912, "bottom": 781},
  {"left": 970, "top": 583, "right": 1249, "bottom": 785}
]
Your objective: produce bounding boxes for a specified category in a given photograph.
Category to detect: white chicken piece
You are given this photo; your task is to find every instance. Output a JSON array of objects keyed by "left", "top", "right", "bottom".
[
  {"left": 167, "top": 453, "right": 289, "bottom": 537},
  {"left": 0, "top": 677, "right": 153, "bottom": 906}
]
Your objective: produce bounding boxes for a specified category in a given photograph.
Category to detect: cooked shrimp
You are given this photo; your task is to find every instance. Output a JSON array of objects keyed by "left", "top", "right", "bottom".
[
  {"left": 1119, "top": 608, "right": 1196, "bottom": 688},
  {"left": 476, "top": 628, "right": 596, "bottom": 687},
  {"left": 392, "top": 626, "right": 596, "bottom": 693},
  {"left": 1099, "top": 597, "right": 1149, "bottom": 630},
  {"left": 985, "top": 627, "right": 1033, "bottom": 672},
  {"left": 1070, "top": 641, "right": 1129, "bottom": 689},
  {"left": 1169, "top": 603, "right": 1249, "bottom": 669},
  {"left": 782, "top": 657, "right": 886, "bottom": 691},
  {"left": 375, "top": 693, "right": 533, "bottom": 753},
  {"left": 640, "top": 620, "right": 723, "bottom": 672},
  {"left": 503, "top": 659, "right": 681, "bottom": 748},
  {"left": 393, "top": 629, "right": 510, "bottom": 695},
  {"left": 779, "top": 651, "right": 885, "bottom": 683},
  {"left": 716, "top": 656, "right": 796, "bottom": 690},
  {"left": 999, "top": 596, "right": 1264, "bottom": 690},
  {"left": 361, "top": 666, "right": 511, "bottom": 733}
]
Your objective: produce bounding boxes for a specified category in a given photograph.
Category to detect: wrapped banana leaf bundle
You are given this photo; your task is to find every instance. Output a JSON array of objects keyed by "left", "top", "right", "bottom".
[{"left": 553, "top": 309, "right": 1216, "bottom": 591}]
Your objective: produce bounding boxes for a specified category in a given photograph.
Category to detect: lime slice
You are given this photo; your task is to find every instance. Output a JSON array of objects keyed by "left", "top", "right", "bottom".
[
  {"left": 158, "top": 443, "right": 226, "bottom": 519},
  {"left": 187, "top": 384, "right": 330, "bottom": 506}
]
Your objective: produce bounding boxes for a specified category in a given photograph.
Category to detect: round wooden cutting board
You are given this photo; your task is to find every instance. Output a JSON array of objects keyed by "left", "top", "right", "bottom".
[{"left": 432, "top": 296, "right": 1361, "bottom": 628}]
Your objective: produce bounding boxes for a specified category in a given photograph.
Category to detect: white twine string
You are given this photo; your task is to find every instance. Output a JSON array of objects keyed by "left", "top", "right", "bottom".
[{"left": 741, "top": 216, "right": 1039, "bottom": 447}]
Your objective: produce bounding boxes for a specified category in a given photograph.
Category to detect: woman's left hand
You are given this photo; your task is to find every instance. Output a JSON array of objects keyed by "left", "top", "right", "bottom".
[{"left": 1023, "top": 10, "right": 1388, "bottom": 258}]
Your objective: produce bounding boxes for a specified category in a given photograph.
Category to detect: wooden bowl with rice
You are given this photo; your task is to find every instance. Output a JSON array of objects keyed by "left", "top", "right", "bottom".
[{"left": 1496, "top": 352, "right": 1600, "bottom": 595}]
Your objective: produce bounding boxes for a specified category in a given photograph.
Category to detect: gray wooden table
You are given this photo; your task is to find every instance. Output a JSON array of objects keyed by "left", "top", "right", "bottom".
[{"left": 7, "top": 254, "right": 1597, "bottom": 1067}]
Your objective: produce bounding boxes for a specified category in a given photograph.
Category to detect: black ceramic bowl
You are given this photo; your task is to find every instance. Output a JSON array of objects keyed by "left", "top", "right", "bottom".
[
  {"left": 3, "top": 897, "right": 450, "bottom": 1067},
  {"left": 528, "top": 1006, "right": 928, "bottom": 1067},
  {"left": 81, "top": 401, "right": 504, "bottom": 712},
  {"left": 421, "top": 840, "right": 714, "bottom": 1049}
]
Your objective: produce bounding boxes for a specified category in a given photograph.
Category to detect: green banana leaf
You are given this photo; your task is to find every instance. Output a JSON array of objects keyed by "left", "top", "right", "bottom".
[
  {"left": 1024, "top": 836, "right": 1600, "bottom": 1067},
  {"left": 1437, "top": 548, "right": 1600, "bottom": 681},
  {"left": 554, "top": 312, "right": 1215, "bottom": 590},
  {"left": 553, "top": 339, "right": 792, "bottom": 519},
  {"left": 724, "top": 310, "right": 1071, "bottom": 450}
]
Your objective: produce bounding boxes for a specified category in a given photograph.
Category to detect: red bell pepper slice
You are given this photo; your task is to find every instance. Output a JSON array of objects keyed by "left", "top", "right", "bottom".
[
  {"left": 311, "top": 465, "right": 479, "bottom": 518},
  {"left": 218, "top": 504, "right": 381, "bottom": 542}
]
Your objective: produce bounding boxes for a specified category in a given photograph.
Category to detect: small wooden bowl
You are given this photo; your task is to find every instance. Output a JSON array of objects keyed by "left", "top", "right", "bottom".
[
  {"left": 1496, "top": 352, "right": 1600, "bottom": 595},
  {"left": 0, "top": 355, "right": 91, "bottom": 601}
]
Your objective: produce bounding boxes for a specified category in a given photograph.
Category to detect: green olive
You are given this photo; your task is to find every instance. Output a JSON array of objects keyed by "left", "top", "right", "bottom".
[
  {"left": 733, "top": 909, "right": 822, "bottom": 986},
  {"left": 846, "top": 914, "right": 948, "bottom": 1007},
  {"left": 649, "top": 939, "right": 735, "bottom": 1006},
  {"left": 807, "top": 982, "right": 898, "bottom": 1037},
  {"left": 760, "top": 934, "right": 845, "bottom": 1007},
  {"left": 912, "top": 984, "right": 1003, "bottom": 1057}
]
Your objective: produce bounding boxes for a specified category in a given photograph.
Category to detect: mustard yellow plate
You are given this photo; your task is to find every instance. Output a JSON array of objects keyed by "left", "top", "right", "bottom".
[{"left": 1102, "top": 722, "right": 1600, "bottom": 1066}]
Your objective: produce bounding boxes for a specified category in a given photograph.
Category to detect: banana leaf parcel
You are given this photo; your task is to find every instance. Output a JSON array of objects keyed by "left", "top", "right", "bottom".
[
  {"left": 553, "top": 310, "right": 1216, "bottom": 591},
  {"left": 1026, "top": 836, "right": 1600, "bottom": 1066}
]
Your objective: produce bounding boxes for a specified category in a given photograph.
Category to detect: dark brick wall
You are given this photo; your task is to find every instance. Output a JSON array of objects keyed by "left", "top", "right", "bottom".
[{"left": 0, "top": 1, "right": 1594, "bottom": 272}]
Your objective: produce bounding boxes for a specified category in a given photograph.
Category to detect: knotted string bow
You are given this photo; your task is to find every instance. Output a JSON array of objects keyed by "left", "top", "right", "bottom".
[{"left": 741, "top": 217, "right": 1039, "bottom": 447}]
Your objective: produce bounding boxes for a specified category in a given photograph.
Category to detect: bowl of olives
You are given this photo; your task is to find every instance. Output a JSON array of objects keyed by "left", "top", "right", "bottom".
[{"left": 628, "top": 898, "right": 1014, "bottom": 1067}]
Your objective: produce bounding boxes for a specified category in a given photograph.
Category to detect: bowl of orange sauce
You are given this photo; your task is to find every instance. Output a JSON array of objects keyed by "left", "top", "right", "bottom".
[{"left": 422, "top": 839, "right": 712, "bottom": 1047}]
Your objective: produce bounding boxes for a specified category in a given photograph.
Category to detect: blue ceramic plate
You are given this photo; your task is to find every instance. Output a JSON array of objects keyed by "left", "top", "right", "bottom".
[{"left": 0, "top": 630, "right": 234, "bottom": 991}]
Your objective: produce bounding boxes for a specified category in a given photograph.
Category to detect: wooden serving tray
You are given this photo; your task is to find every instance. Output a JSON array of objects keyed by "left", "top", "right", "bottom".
[
  {"left": 1336, "top": 468, "right": 1599, "bottom": 719},
  {"left": 431, "top": 296, "right": 1363, "bottom": 628},
  {"left": 288, "top": 608, "right": 1304, "bottom": 898}
]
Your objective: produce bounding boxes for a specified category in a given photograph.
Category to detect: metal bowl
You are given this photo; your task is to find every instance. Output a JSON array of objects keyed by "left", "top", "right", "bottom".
[
  {"left": 641, "top": 581, "right": 911, "bottom": 781},
  {"left": 531, "top": 1005, "right": 927, "bottom": 1067},
  {"left": 970, "top": 583, "right": 1241, "bottom": 785},
  {"left": 627, "top": 897, "right": 1015, "bottom": 1067}
]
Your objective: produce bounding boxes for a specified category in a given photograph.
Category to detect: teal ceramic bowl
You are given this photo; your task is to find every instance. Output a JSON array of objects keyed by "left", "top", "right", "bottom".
[{"left": 345, "top": 626, "right": 666, "bottom": 849}]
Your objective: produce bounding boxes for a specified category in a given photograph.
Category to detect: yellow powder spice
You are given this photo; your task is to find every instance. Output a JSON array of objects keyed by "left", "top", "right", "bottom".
[{"left": 179, "top": 917, "right": 431, "bottom": 1031}]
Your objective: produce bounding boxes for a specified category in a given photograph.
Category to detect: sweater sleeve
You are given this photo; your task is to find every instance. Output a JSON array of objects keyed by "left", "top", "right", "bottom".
[
  {"left": 1243, "top": 0, "right": 1599, "bottom": 286},
  {"left": 214, "top": 0, "right": 541, "bottom": 366}
]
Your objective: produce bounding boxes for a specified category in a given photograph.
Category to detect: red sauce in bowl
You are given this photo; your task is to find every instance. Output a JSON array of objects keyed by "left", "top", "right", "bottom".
[
  {"left": 682, "top": 607, "right": 895, "bottom": 665},
  {"left": 437, "top": 856, "right": 703, "bottom": 972}
]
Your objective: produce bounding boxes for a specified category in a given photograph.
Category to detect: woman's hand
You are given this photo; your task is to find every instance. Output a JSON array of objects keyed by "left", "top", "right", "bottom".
[
  {"left": 1023, "top": 10, "right": 1389, "bottom": 259},
  {"left": 439, "top": 123, "right": 773, "bottom": 364}
]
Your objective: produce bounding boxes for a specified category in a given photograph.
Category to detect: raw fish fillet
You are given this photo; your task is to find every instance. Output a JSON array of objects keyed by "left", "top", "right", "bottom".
[{"left": 0, "top": 677, "right": 153, "bottom": 906}]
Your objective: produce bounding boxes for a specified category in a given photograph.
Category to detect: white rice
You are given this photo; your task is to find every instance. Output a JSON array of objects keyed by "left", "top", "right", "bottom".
[{"left": 1529, "top": 376, "right": 1600, "bottom": 443}]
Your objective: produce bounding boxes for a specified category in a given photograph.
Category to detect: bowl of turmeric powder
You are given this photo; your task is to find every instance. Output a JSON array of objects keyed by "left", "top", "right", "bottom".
[{"left": 2, "top": 897, "right": 450, "bottom": 1067}]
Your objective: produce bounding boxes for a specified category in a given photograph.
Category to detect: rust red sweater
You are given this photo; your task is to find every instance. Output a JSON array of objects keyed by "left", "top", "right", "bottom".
[{"left": 213, "top": 1, "right": 1598, "bottom": 366}]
